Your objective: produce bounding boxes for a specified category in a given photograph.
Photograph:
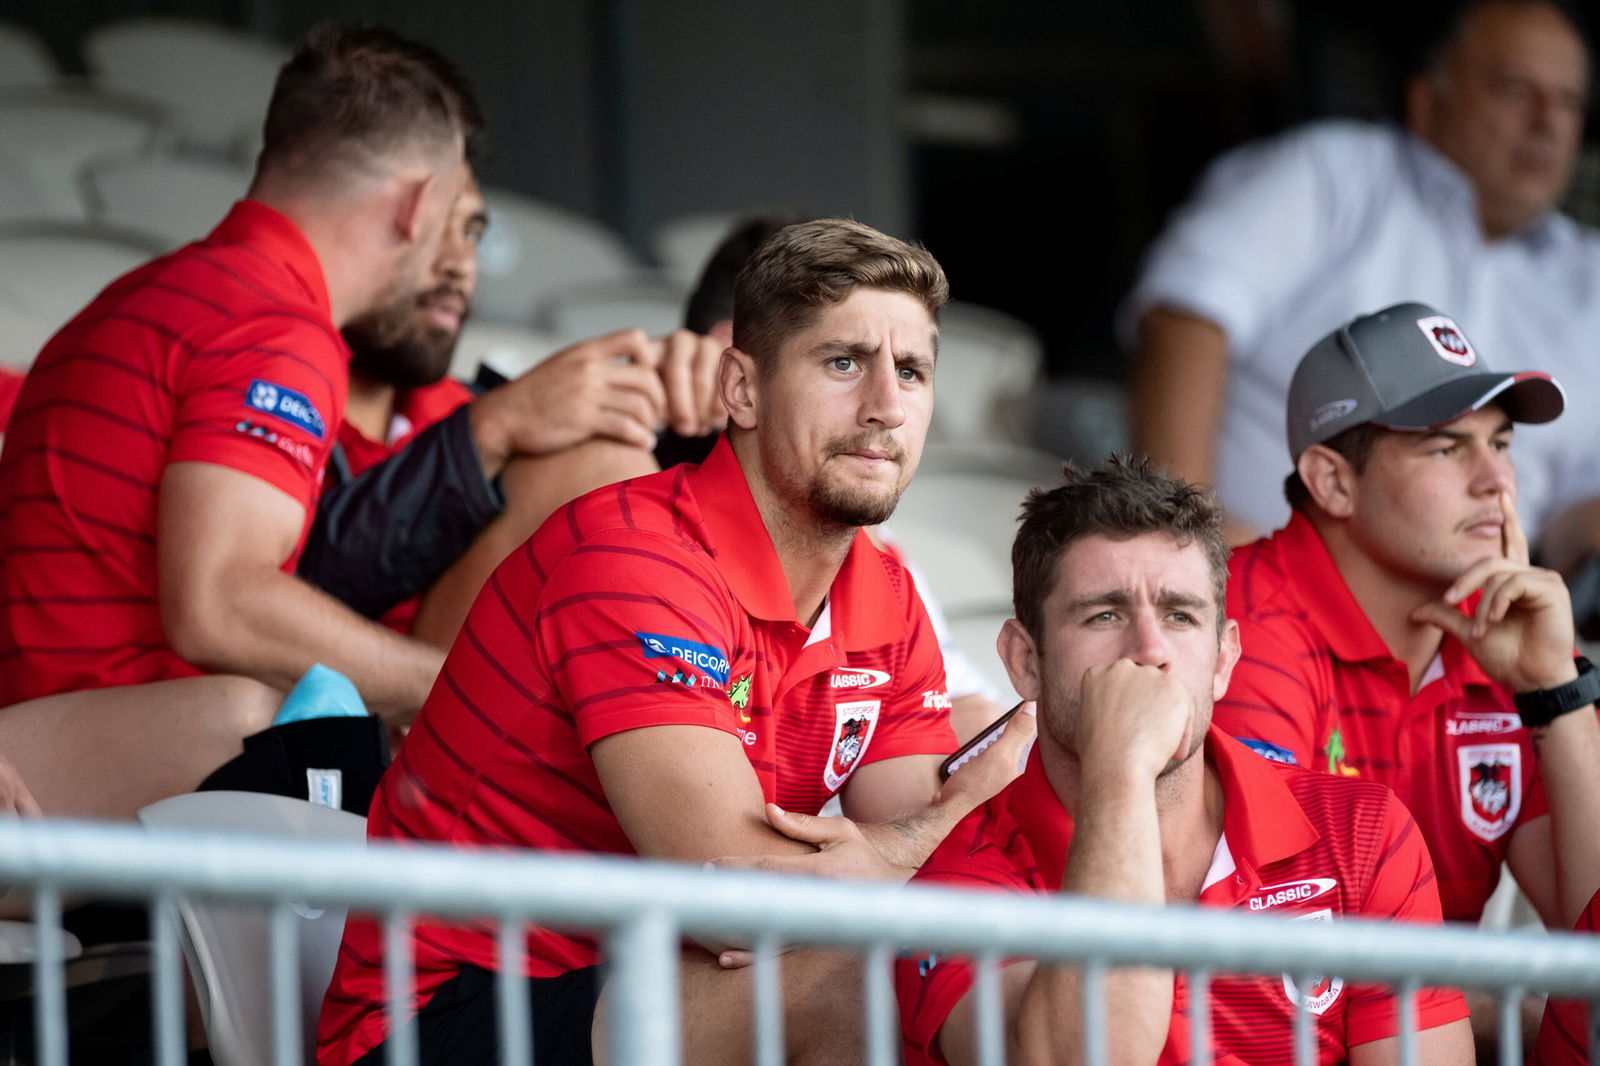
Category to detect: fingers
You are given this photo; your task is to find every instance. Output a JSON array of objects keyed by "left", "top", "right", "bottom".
[
  {"left": 1501, "top": 490, "right": 1529, "bottom": 566},
  {"left": 656, "top": 330, "right": 726, "bottom": 437},
  {"left": 1409, "top": 600, "right": 1475, "bottom": 643},
  {"left": 718, "top": 950, "right": 755, "bottom": 970},
  {"left": 764, "top": 803, "right": 854, "bottom": 847}
]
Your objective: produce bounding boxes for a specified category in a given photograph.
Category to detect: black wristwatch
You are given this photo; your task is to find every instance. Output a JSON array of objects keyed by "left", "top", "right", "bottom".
[{"left": 1513, "top": 657, "right": 1600, "bottom": 728}]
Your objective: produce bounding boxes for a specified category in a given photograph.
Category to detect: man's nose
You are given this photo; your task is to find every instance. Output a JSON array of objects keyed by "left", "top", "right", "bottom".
[
  {"left": 1126, "top": 611, "right": 1171, "bottom": 670},
  {"left": 861, "top": 357, "right": 906, "bottom": 429}
]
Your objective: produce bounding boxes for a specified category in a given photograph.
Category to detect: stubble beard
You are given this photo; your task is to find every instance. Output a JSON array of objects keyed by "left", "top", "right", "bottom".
[
  {"left": 804, "top": 434, "right": 910, "bottom": 529},
  {"left": 344, "top": 284, "right": 466, "bottom": 390}
]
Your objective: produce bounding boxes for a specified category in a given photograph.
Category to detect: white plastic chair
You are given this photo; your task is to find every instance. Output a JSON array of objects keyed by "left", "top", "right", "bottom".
[
  {"left": 538, "top": 276, "right": 689, "bottom": 345},
  {"left": 82, "top": 152, "right": 249, "bottom": 249},
  {"left": 931, "top": 301, "right": 1045, "bottom": 444},
  {"left": 0, "top": 22, "right": 58, "bottom": 91},
  {"left": 651, "top": 210, "right": 744, "bottom": 286},
  {"left": 138, "top": 791, "right": 367, "bottom": 1066},
  {"left": 917, "top": 440, "right": 1064, "bottom": 485},
  {"left": 450, "top": 321, "right": 566, "bottom": 384},
  {"left": 475, "top": 186, "right": 640, "bottom": 326},
  {"left": 943, "top": 610, "right": 1019, "bottom": 703},
  {"left": 84, "top": 17, "right": 287, "bottom": 158},
  {"left": 0, "top": 88, "right": 167, "bottom": 221},
  {"left": 0, "top": 223, "right": 163, "bottom": 332},
  {"left": 1026, "top": 376, "right": 1133, "bottom": 467}
]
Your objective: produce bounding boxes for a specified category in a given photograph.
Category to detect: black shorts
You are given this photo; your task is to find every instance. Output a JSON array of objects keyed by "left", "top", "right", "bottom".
[{"left": 353, "top": 964, "right": 601, "bottom": 1066}]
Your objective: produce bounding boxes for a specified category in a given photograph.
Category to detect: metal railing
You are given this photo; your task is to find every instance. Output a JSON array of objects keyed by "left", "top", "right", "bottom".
[{"left": 1, "top": 816, "right": 1598, "bottom": 1066}]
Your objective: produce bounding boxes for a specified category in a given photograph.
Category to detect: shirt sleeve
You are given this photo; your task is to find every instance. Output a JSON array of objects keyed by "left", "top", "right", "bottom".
[
  {"left": 1213, "top": 617, "right": 1331, "bottom": 771},
  {"left": 1532, "top": 890, "right": 1600, "bottom": 1066},
  {"left": 170, "top": 309, "right": 347, "bottom": 508},
  {"left": 860, "top": 564, "right": 957, "bottom": 767},
  {"left": 1119, "top": 122, "right": 1379, "bottom": 358},
  {"left": 897, "top": 805, "right": 1037, "bottom": 1066},
  {"left": 1343, "top": 791, "right": 1470, "bottom": 1046},
  {"left": 533, "top": 528, "right": 747, "bottom": 748}
]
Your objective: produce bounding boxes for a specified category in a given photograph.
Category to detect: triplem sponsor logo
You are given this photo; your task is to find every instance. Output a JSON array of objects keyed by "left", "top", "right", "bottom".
[
  {"left": 829, "top": 668, "right": 890, "bottom": 690},
  {"left": 1247, "top": 877, "right": 1337, "bottom": 911},
  {"left": 635, "top": 631, "right": 730, "bottom": 685}
]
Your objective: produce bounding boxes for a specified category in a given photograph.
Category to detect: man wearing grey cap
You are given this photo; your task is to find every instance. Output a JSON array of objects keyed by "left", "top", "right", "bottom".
[{"left": 1213, "top": 302, "right": 1600, "bottom": 946}]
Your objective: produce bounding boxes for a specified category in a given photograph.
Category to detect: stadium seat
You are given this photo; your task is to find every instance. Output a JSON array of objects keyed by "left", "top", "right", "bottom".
[
  {"left": 450, "top": 321, "right": 565, "bottom": 384},
  {"left": 0, "top": 300, "right": 58, "bottom": 368},
  {"left": 1026, "top": 376, "right": 1132, "bottom": 467},
  {"left": 83, "top": 17, "right": 287, "bottom": 159},
  {"left": 943, "top": 610, "right": 1019, "bottom": 703},
  {"left": 138, "top": 792, "right": 366, "bottom": 1066},
  {"left": 0, "top": 21, "right": 57, "bottom": 91},
  {"left": 651, "top": 210, "right": 744, "bottom": 286},
  {"left": 917, "top": 440, "right": 1064, "bottom": 485},
  {"left": 538, "top": 277, "right": 689, "bottom": 345},
  {"left": 82, "top": 153, "right": 250, "bottom": 249},
  {"left": 931, "top": 302, "right": 1045, "bottom": 444},
  {"left": 0, "top": 88, "right": 167, "bottom": 222},
  {"left": 0, "top": 223, "right": 164, "bottom": 330},
  {"left": 474, "top": 186, "right": 640, "bottom": 326}
]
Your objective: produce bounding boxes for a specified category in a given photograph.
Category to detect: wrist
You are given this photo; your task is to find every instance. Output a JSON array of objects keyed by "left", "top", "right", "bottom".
[
  {"left": 466, "top": 395, "right": 512, "bottom": 478},
  {"left": 1513, "top": 656, "right": 1599, "bottom": 728}
]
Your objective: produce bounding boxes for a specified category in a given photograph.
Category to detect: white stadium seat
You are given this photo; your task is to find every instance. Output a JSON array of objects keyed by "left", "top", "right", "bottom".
[
  {"left": 538, "top": 277, "right": 689, "bottom": 345},
  {"left": 139, "top": 792, "right": 366, "bottom": 1066},
  {"left": 0, "top": 88, "right": 167, "bottom": 222},
  {"left": 0, "top": 21, "right": 58, "bottom": 91},
  {"left": 931, "top": 301, "right": 1045, "bottom": 444},
  {"left": 84, "top": 17, "right": 287, "bottom": 159},
  {"left": 651, "top": 210, "right": 743, "bottom": 286},
  {"left": 474, "top": 186, "right": 641, "bottom": 326},
  {"left": 450, "top": 321, "right": 566, "bottom": 384},
  {"left": 82, "top": 153, "right": 251, "bottom": 249},
  {"left": 0, "top": 223, "right": 164, "bottom": 331}
]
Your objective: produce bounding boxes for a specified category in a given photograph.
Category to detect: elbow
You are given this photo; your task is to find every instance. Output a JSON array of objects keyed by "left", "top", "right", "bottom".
[{"left": 161, "top": 585, "right": 245, "bottom": 673}]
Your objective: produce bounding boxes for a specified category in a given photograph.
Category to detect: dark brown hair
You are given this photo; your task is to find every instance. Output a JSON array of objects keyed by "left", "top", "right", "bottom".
[
  {"left": 259, "top": 24, "right": 484, "bottom": 184},
  {"left": 732, "top": 218, "right": 948, "bottom": 373},
  {"left": 1013, "top": 455, "right": 1229, "bottom": 641},
  {"left": 1283, "top": 422, "right": 1382, "bottom": 512}
]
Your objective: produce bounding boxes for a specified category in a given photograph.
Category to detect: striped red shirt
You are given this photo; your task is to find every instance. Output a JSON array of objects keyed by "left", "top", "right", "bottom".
[
  {"left": 897, "top": 730, "right": 1467, "bottom": 1066},
  {"left": 0, "top": 201, "right": 346, "bottom": 703},
  {"left": 318, "top": 435, "right": 954, "bottom": 1064},
  {"left": 1532, "top": 888, "right": 1599, "bottom": 1066},
  {"left": 1216, "top": 512, "right": 1547, "bottom": 922}
]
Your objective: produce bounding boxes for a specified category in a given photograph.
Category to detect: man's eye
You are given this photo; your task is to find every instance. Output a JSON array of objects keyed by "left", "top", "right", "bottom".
[
  {"left": 830, "top": 357, "right": 856, "bottom": 372},
  {"left": 898, "top": 365, "right": 924, "bottom": 382},
  {"left": 1169, "top": 612, "right": 1197, "bottom": 626}
]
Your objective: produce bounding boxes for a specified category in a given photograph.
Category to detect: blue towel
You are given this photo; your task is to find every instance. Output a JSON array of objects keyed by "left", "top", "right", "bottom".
[{"left": 272, "top": 663, "right": 368, "bottom": 726}]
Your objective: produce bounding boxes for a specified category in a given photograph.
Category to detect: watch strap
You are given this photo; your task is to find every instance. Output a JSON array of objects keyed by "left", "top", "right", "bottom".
[{"left": 1513, "top": 656, "right": 1600, "bottom": 728}]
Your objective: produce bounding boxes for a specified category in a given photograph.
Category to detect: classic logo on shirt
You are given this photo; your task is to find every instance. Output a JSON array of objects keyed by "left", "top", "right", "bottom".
[
  {"left": 635, "top": 631, "right": 730, "bottom": 685},
  {"left": 824, "top": 700, "right": 880, "bottom": 791},
  {"left": 1236, "top": 737, "right": 1297, "bottom": 765},
  {"left": 1444, "top": 711, "right": 1521, "bottom": 737},
  {"left": 1416, "top": 314, "right": 1476, "bottom": 367},
  {"left": 1280, "top": 909, "right": 1343, "bottom": 1014},
  {"left": 245, "top": 379, "right": 326, "bottom": 440},
  {"left": 1459, "top": 743, "right": 1521, "bottom": 841},
  {"left": 829, "top": 667, "right": 890, "bottom": 690},
  {"left": 1247, "top": 877, "right": 1337, "bottom": 912}
]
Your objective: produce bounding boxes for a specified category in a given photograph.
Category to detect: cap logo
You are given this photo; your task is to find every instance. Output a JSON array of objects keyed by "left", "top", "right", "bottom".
[
  {"left": 1416, "top": 315, "right": 1476, "bottom": 367},
  {"left": 1309, "top": 398, "right": 1359, "bottom": 433}
]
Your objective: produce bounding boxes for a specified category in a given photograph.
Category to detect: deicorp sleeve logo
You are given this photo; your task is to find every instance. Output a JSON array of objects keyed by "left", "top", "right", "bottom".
[{"left": 245, "top": 379, "right": 326, "bottom": 440}]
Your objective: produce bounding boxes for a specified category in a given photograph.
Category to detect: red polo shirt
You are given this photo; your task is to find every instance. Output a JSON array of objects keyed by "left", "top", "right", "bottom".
[
  {"left": 897, "top": 730, "right": 1467, "bottom": 1066},
  {"left": 336, "top": 378, "right": 474, "bottom": 632},
  {"left": 1532, "top": 888, "right": 1600, "bottom": 1066},
  {"left": 0, "top": 201, "right": 347, "bottom": 703},
  {"left": 318, "top": 434, "right": 955, "bottom": 1064},
  {"left": 1216, "top": 512, "right": 1548, "bottom": 922}
]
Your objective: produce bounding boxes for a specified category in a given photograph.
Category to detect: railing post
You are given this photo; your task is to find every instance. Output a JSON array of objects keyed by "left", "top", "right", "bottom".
[
  {"left": 149, "top": 892, "right": 185, "bottom": 1066},
  {"left": 33, "top": 884, "right": 66, "bottom": 1066},
  {"left": 607, "top": 910, "right": 680, "bottom": 1066}
]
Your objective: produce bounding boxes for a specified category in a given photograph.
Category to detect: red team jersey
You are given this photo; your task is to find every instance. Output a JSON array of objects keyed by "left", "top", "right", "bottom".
[
  {"left": 1532, "top": 888, "right": 1600, "bottom": 1066},
  {"left": 0, "top": 201, "right": 347, "bottom": 703},
  {"left": 897, "top": 730, "right": 1467, "bottom": 1066},
  {"left": 318, "top": 436, "right": 955, "bottom": 1063},
  {"left": 1214, "top": 512, "right": 1548, "bottom": 922}
]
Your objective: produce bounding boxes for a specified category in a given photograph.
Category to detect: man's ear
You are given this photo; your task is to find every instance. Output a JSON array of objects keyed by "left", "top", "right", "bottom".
[
  {"left": 393, "top": 173, "right": 437, "bottom": 243},
  {"left": 1213, "top": 618, "right": 1242, "bottom": 702},
  {"left": 721, "top": 347, "right": 760, "bottom": 430},
  {"left": 997, "top": 618, "right": 1041, "bottom": 703},
  {"left": 1297, "top": 445, "right": 1358, "bottom": 519}
]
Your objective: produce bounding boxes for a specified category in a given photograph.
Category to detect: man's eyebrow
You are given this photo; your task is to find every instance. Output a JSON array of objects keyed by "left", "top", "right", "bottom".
[
  {"left": 1418, "top": 417, "right": 1515, "bottom": 444},
  {"left": 1155, "top": 591, "right": 1211, "bottom": 612},
  {"left": 1064, "top": 589, "right": 1132, "bottom": 613}
]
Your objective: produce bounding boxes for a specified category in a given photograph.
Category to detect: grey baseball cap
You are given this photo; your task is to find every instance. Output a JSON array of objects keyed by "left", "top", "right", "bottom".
[{"left": 1286, "top": 302, "right": 1565, "bottom": 460}]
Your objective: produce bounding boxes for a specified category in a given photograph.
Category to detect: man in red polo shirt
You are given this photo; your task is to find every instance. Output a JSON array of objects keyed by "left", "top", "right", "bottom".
[
  {"left": 1530, "top": 886, "right": 1600, "bottom": 1066},
  {"left": 318, "top": 218, "right": 1034, "bottom": 1066},
  {"left": 1215, "top": 305, "right": 1600, "bottom": 1045},
  {"left": 0, "top": 26, "right": 478, "bottom": 820},
  {"left": 897, "top": 456, "right": 1470, "bottom": 1066}
]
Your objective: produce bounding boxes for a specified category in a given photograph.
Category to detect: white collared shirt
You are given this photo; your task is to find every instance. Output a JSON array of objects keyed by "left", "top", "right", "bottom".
[{"left": 1122, "top": 119, "right": 1600, "bottom": 537}]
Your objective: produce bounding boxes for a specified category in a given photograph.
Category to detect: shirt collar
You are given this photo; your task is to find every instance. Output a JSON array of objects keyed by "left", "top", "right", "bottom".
[
  {"left": 204, "top": 200, "right": 333, "bottom": 319},
  {"left": 685, "top": 437, "right": 903, "bottom": 646},
  {"left": 1401, "top": 128, "right": 1574, "bottom": 252},
  {"left": 1009, "top": 726, "right": 1319, "bottom": 892}
]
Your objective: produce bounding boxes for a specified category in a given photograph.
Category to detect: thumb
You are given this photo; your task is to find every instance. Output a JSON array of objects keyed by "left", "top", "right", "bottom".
[
  {"left": 764, "top": 803, "right": 846, "bottom": 846},
  {"left": 1410, "top": 600, "right": 1473, "bottom": 642}
]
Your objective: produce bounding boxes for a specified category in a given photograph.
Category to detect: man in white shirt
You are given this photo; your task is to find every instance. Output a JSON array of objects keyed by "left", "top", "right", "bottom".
[{"left": 1124, "top": 0, "right": 1599, "bottom": 564}]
